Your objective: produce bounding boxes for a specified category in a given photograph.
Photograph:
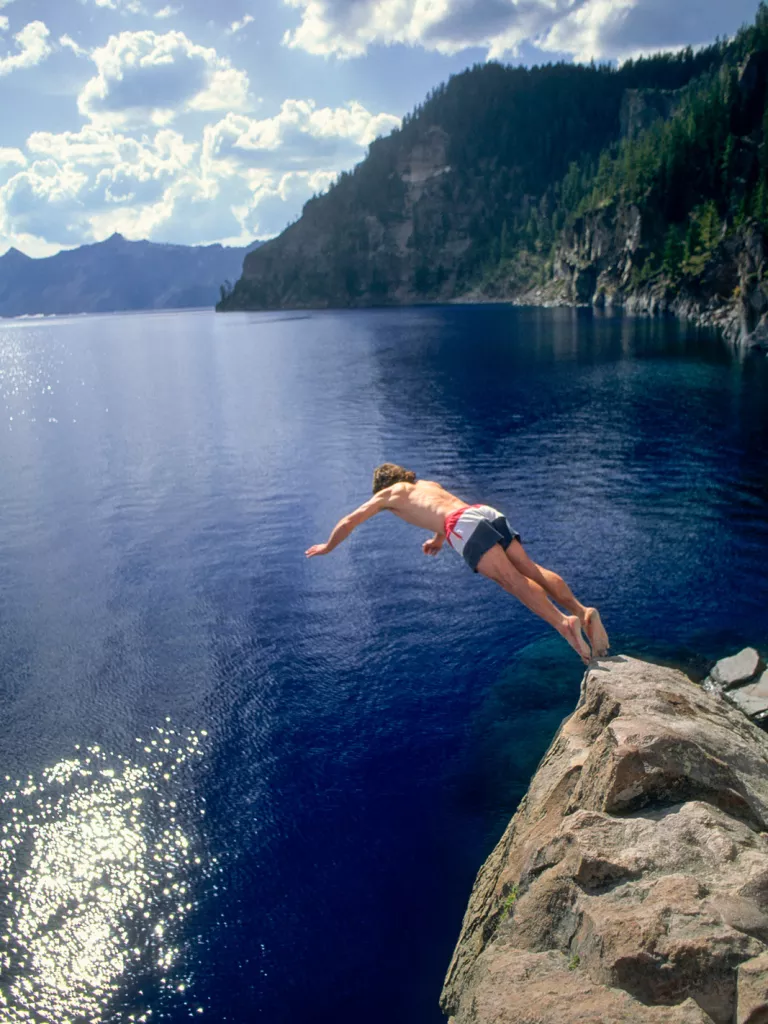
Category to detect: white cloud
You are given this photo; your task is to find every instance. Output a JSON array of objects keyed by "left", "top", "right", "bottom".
[
  {"left": 0, "top": 160, "right": 89, "bottom": 245},
  {"left": 0, "top": 126, "right": 204, "bottom": 246},
  {"left": 78, "top": 29, "right": 251, "bottom": 126},
  {"left": 59, "top": 34, "right": 88, "bottom": 58},
  {"left": 203, "top": 100, "right": 401, "bottom": 173},
  {"left": 281, "top": 0, "right": 547, "bottom": 58},
  {"left": 0, "top": 147, "right": 26, "bottom": 169},
  {"left": 0, "top": 0, "right": 16, "bottom": 31},
  {"left": 281, "top": 0, "right": 758, "bottom": 60},
  {"left": 0, "top": 20, "right": 52, "bottom": 75},
  {"left": 92, "top": 0, "right": 184, "bottom": 11},
  {"left": 541, "top": 0, "right": 635, "bottom": 61},
  {"left": 94, "top": 0, "right": 145, "bottom": 12},
  {"left": 227, "top": 14, "right": 254, "bottom": 35},
  {"left": 243, "top": 169, "right": 338, "bottom": 235},
  {"left": 559, "top": 0, "right": 760, "bottom": 61},
  {"left": 188, "top": 66, "right": 250, "bottom": 112},
  {"left": 27, "top": 124, "right": 197, "bottom": 175},
  {"left": 0, "top": 92, "right": 399, "bottom": 252}
]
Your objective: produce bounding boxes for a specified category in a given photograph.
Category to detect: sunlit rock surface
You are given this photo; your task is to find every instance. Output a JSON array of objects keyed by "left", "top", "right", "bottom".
[{"left": 441, "top": 656, "right": 768, "bottom": 1024}]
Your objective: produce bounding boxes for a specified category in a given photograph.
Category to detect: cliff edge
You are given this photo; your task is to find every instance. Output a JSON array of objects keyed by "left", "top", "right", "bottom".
[{"left": 441, "top": 656, "right": 768, "bottom": 1024}]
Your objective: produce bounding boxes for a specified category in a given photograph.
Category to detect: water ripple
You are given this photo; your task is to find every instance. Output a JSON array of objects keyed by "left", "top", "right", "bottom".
[{"left": 0, "top": 725, "right": 209, "bottom": 1023}]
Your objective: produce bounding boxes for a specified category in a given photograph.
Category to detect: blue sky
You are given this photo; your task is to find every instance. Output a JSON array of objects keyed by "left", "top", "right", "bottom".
[{"left": 0, "top": 0, "right": 762, "bottom": 256}]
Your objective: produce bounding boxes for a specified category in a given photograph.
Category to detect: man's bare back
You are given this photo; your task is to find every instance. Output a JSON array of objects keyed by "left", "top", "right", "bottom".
[
  {"left": 305, "top": 463, "right": 609, "bottom": 663},
  {"left": 386, "top": 480, "right": 468, "bottom": 532}
]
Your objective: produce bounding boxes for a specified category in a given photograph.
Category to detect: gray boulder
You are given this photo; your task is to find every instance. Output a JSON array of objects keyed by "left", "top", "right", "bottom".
[
  {"left": 710, "top": 648, "right": 763, "bottom": 689},
  {"left": 728, "top": 671, "right": 768, "bottom": 720},
  {"left": 441, "top": 656, "right": 768, "bottom": 1024}
]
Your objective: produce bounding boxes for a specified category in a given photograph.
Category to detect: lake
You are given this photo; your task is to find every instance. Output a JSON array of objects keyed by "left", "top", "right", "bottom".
[{"left": 0, "top": 305, "right": 766, "bottom": 1023}]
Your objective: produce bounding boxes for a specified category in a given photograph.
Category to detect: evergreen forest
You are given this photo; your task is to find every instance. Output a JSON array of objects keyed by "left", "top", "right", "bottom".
[{"left": 219, "top": 3, "right": 768, "bottom": 326}]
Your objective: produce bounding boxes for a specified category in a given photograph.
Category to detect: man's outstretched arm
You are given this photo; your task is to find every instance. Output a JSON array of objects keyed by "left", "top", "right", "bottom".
[{"left": 305, "top": 491, "right": 392, "bottom": 557}]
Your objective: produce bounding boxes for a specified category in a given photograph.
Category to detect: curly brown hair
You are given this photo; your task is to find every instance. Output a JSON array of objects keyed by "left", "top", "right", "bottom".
[{"left": 372, "top": 463, "right": 417, "bottom": 494}]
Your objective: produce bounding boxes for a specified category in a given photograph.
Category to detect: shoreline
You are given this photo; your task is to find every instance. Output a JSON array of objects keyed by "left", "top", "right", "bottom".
[
  {"left": 453, "top": 287, "right": 768, "bottom": 351},
  {"left": 218, "top": 287, "right": 768, "bottom": 352}
]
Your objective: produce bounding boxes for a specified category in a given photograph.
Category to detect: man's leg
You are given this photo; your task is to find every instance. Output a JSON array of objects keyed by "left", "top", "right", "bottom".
[
  {"left": 476, "top": 544, "right": 591, "bottom": 663},
  {"left": 504, "top": 539, "right": 609, "bottom": 656}
]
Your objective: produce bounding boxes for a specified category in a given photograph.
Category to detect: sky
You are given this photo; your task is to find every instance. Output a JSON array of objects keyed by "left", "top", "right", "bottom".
[{"left": 0, "top": 0, "right": 763, "bottom": 256}]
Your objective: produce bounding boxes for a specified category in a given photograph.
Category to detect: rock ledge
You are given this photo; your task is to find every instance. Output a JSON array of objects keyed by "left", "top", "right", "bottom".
[{"left": 441, "top": 656, "right": 768, "bottom": 1024}]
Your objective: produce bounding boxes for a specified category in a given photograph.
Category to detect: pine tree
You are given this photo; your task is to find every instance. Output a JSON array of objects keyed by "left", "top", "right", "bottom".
[
  {"left": 721, "top": 133, "right": 736, "bottom": 194},
  {"left": 754, "top": 176, "right": 768, "bottom": 222},
  {"left": 500, "top": 220, "right": 509, "bottom": 263},
  {"left": 662, "top": 225, "right": 685, "bottom": 278},
  {"left": 684, "top": 218, "right": 697, "bottom": 266},
  {"left": 698, "top": 201, "right": 721, "bottom": 253}
]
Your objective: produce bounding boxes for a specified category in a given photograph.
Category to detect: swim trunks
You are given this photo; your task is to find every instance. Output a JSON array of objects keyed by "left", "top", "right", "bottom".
[{"left": 444, "top": 504, "right": 521, "bottom": 573}]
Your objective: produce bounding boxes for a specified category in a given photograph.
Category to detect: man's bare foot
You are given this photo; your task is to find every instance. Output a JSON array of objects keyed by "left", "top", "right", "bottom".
[
  {"left": 562, "top": 615, "right": 591, "bottom": 664},
  {"left": 584, "top": 608, "right": 609, "bottom": 657}
]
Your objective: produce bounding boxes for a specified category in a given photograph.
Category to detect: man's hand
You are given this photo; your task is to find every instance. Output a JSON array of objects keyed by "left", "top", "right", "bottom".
[
  {"left": 305, "top": 543, "right": 330, "bottom": 558},
  {"left": 422, "top": 534, "right": 444, "bottom": 557}
]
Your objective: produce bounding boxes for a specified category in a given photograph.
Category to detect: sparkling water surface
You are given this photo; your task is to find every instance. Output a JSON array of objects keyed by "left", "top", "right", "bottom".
[{"left": 0, "top": 305, "right": 766, "bottom": 1023}]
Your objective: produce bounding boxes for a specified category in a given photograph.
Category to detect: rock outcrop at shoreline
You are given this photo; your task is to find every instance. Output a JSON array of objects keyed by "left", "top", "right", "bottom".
[
  {"left": 441, "top": 655, "right": 768, "bottom": 1024},
  {"left": 515, "top": 214, "right": 768, "bottom": 351}
]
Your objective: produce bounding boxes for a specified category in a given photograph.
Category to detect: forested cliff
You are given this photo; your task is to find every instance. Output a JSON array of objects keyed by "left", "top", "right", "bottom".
[{"left": 219, "top": 5, "right": 768, "bottom": 346}]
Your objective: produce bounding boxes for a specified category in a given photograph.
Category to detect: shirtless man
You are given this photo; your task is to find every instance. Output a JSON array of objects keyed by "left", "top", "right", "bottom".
[{"left": 305, "top": 463, "right": 609, "bottom": 663}]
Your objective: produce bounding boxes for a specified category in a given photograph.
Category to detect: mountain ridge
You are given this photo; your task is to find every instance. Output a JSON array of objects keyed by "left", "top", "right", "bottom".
[
  {"left": 217, "top": 5, "right": 768, "bottom": 348},
  {"left": 0, "top": 235, "right": 264, "bottom": 317}
]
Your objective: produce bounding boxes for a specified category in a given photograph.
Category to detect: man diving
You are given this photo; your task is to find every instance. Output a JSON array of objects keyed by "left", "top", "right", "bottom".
[{"left": 305, "top": 463, "right": 609, "bottom": 664}]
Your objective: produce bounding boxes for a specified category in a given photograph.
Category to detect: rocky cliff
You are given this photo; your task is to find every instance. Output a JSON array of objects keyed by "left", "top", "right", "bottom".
[
  {"left": 517, "top": 212, "right": 768, "bottom": 349},
  {"left": 497, "top": 42, "right": 768, "bottom": 351},
  {"left": 226, "top": 125, "right": 461, "bottom": 309},
  {"left": 217, "top": 50, "right": 726, "bottom": 314},
  {"left": 217, "top": 12, "right": 768, "bottom": 349},
  {"left": 441, "top": 655, "right": 768, "bottom": 1024}
]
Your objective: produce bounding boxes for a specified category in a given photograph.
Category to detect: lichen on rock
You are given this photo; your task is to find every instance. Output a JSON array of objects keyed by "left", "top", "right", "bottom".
[{"left": 441, "top": 656, "right": 768, "bottom": 1024}]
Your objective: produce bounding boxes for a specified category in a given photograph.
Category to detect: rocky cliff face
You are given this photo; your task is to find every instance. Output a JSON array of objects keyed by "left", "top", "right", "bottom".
[
  {"left": 441, "top": 656, "right": 768, "bottom": 1024},
  {"left": 227, "top": 126, "right": 464, "bottom": 309},
  {"left": 519, "top": 211, "right": 768, "bottom": 350},
  {"left": 620, "top": 88, "right": 680, "bottom": 141},
  {"left": 219, "top": 54, "right": 730, "bottom": 314}
]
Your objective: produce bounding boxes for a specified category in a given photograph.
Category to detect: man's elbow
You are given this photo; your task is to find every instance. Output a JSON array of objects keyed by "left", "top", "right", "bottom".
[{"left": 344, "top": 511, "right": 367, "bottom": 530}]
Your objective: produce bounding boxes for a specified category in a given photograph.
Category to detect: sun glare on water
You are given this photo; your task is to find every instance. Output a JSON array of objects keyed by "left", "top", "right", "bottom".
[{"left": 0, "top": 724, "right": 210, "bottom": 1023}]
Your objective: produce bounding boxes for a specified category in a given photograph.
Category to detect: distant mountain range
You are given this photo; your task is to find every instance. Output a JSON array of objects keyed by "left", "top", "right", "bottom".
[{"left": 0, "top": 234, "right": 262, "bottom": 317}]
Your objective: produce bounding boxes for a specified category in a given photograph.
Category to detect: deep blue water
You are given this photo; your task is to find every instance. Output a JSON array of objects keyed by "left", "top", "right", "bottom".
[{"left": 0, "top": 305, "right": 766, "bottom": 1024}]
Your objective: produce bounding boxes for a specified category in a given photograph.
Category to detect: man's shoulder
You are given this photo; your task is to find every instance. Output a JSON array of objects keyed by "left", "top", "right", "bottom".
[
  {"left": 370, "top": 483, "right": 406, "bottom": 505},
  {"left": 385, "top": 482, "right": 412, "bottom": 498},
  {"left": 378, "top": 481, "right": 420, "bottom": 506}
]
